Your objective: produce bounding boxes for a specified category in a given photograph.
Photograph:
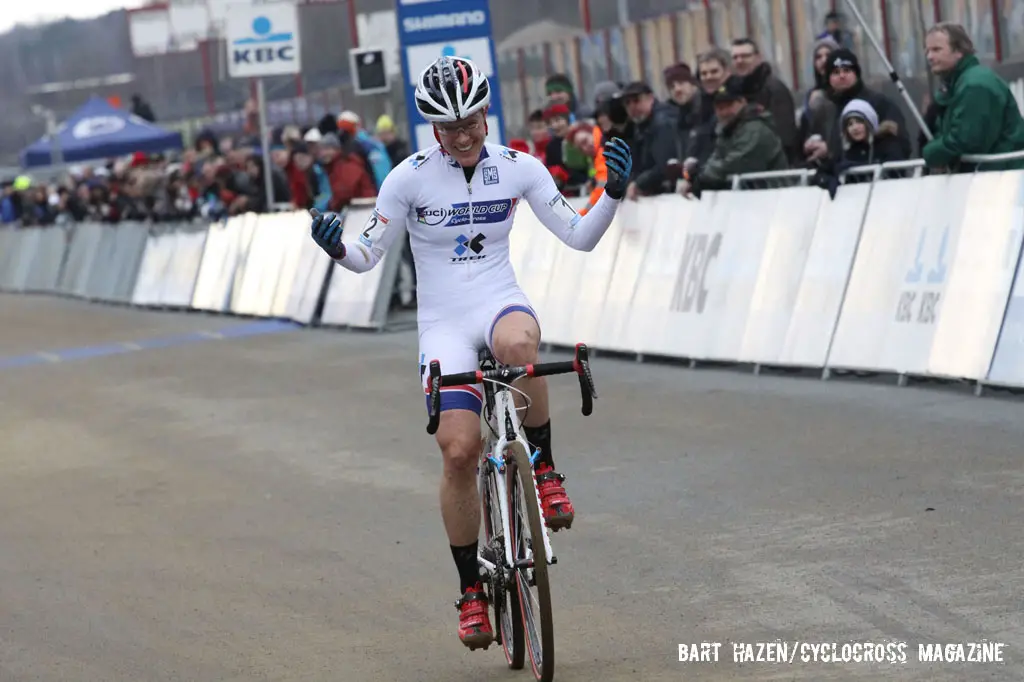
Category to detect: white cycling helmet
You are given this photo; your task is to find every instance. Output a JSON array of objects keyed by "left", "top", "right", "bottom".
[{"left": 414, "top": 56, "right": 491, "bottom": 123}]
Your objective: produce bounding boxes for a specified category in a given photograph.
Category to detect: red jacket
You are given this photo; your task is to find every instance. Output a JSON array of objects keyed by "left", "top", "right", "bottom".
[{"left": 325, "top": 152, "right": 376, "bottom": 211}]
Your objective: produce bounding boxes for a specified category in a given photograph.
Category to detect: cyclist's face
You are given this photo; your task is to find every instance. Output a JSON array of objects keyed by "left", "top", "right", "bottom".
[{"left": 435, "top": 111, "right": 486, "bottom": 166}]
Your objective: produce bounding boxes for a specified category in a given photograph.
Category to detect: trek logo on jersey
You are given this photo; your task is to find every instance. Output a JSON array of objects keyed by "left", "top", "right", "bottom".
[
  {"left": 416, "top": 198, "right": 517, "bottom": 227},
  {"left": 452, "top": 233, "right": 487, "bottom": 262}
]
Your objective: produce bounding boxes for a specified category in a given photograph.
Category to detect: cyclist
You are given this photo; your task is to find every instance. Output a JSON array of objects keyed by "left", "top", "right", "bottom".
[{"left": 309, "top": 55, "right": 632, "bottom": 650}]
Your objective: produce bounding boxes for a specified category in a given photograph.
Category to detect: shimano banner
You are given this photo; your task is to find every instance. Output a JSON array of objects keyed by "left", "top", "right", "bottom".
[{"left": 397, "top": 0, "right": 506, "bottom": 152}]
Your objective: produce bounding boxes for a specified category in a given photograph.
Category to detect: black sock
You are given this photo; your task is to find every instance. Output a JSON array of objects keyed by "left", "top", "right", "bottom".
[
  {"left": 524, "top": 420, "right": 554, "bottom": 470},
  {"left": 451, "top": 541, "right": 480, "bottom": 593}
]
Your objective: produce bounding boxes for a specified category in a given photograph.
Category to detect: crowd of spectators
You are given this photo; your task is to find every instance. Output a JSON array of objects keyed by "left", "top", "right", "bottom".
[
  {"left": 1, "top": 110, "right": 410, "bottom": 227},
  {"left": 4, "top": 17, "right": 1024, "bottom": 228},
  {"left": 509, "top": 17, "right": 1024, "bottom": 203}
]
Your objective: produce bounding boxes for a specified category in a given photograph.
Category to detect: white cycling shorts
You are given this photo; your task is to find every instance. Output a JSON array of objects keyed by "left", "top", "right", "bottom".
[{"left": 418, "top": 293, "right": 539, "bottom": 415}]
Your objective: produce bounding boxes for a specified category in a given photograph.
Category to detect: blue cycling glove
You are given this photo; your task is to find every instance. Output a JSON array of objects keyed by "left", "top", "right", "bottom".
[
  {"left": 309, "top": 208, "right": 346, "bottom": 260},
  {"left": 602, "top": 137, "right": 633, "bottom": 201}
]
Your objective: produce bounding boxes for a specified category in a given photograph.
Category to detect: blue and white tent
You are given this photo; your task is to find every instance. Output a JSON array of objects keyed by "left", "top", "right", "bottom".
[{"left": 20, "top": 96, "right": 184, "bottom": 168}]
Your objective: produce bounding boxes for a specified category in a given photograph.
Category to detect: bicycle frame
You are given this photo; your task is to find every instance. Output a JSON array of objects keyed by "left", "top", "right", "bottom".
[{"left": 477, "top": 382, "right": 556, "bottom": 578}]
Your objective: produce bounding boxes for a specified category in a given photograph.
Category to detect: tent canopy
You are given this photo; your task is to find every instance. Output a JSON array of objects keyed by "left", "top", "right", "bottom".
[{"left": 20, "top": 96, "right": 184, "bottom": 168}]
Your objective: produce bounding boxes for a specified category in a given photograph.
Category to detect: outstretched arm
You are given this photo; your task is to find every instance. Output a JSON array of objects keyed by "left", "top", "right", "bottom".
[
  {"left": 522, "top": 137, "right": 632, "bottom": 252},
  {"left": 310, "top": 167, "right": 409, "bottom": 273}
]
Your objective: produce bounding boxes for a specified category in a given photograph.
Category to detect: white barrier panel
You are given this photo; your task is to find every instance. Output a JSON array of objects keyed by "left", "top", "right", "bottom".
[
  {"left": 271, "top": 212, "right": 333, "bottom": 324},
  {"left": 698, "top": 190, "right": 781, "bottom": 361},
  {"left": 590, "top": 196, "right": 665, "bottom": 352},
  {"left": 228, "top": 214, "right": 259, "bottom": 313},
  {"left": 191, "top": 216, "right": 246, "bottom": 312},
  {"left": 268, "top": 211, "right": 312, "bottom": 319},
  {"left": 778, "top": 182, "right": 873, "bottom": 367},
  {"left": 64, "top": 224, "right": 104, "bottom": 297},
  {"left": 159, "top": 229, "right": 208, "bottom": 307},
  {"left": 233, "top": 213, "right": 287, "bottom": 317},
  {"left": 827, "top": 174, "right": 971, "bottom": 375},
  {"left": 929, "top": 171, "right": 1024, "bottom": 380},
  {"left": 132, "top": 230, "right": 175, "bottom": 306},
  {"left": 321, "top": 204, "right": 404, "bottom": 328},
  {"left": 625, "top": 191, "right": 715, "bottom": 357},
  {"left": 739, "top": 186, "right": 825, "bottom": 365},
  {"left": 2, "top": 228, "right": 40, "bottom": 291},
  {"left": 24, "top": 228, "right": 68, "bottom": 292},
  {"left": 535, "top": 196, "right": 598, "bottom": 346},
  {"left": 986, "top": 199, "right": 1024, "bottom": 386}
]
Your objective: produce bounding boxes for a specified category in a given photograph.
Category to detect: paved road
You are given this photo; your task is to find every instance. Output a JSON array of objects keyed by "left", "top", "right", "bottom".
[{"left": 1, "top": 294, "right": 1021, "bottom": 682}]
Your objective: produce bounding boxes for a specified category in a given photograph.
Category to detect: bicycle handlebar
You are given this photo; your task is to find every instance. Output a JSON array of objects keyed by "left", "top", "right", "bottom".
[{"left": 426, "top": 343, "right": 598, "bottom": 435}]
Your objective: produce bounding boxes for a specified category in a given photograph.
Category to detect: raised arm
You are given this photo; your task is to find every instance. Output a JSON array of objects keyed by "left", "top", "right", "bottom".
[
  {"left": 522, "top": 137, "right": 633, "bottom": 252},
  {"left": 310, "top": 166, "right": 409, "bottom": 273}
]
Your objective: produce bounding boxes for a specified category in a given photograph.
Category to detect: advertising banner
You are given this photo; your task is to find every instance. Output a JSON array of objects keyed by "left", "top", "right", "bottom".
[{"left": 396, "top": 0, "right": 506, "bottom": 151}]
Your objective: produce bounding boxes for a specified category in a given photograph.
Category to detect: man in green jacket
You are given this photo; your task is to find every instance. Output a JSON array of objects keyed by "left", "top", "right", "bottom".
[
  {"left": 923, "top": 22, "right": 1024, "bottom": 172},
  {"left": 680, "top": 75, "right": 788, "bottom": 196}
]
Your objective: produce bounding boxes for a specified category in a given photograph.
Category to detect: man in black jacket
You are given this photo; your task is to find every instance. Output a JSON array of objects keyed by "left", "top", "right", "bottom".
[
  {"left": 804, "top": 49, "right": 911, "bottom": 164},
  {"left": 730, "top": 38, "right": 799, "bottom": 164},
  {"left": 620, "top": 81, "right": 680, "bottom": 199}
]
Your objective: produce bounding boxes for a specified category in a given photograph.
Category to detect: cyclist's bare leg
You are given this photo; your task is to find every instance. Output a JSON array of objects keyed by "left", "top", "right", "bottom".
[
  {"left": 435, "top": 408, "right": 483, "bottom": 547},
  {"left": 490, "top": 311, "right": 548, "bottom": 427},
  {"left": 491, "top": 310, "right": 575, "bottom": 528},
  {"left": 436, "top": 407, "right": 493, "bottom": 648}
]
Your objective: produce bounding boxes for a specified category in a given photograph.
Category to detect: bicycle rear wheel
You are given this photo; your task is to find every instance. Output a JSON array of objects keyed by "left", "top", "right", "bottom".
[{"left": 506, "top": 441, "right": 555, "bottom": 682}]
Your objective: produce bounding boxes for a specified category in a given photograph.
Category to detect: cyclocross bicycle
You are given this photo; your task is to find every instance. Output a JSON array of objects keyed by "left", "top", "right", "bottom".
[{"left": 426, "top": 343, "right": 597, "bottom": 682}]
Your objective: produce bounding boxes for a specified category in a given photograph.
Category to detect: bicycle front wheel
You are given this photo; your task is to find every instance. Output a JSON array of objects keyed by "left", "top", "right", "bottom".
[{"left": 506, "top": 441, "right": 555, "bottom": 682}]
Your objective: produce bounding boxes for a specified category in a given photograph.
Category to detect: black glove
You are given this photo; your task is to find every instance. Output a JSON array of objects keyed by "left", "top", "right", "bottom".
[
  {"left": 309, "top": 208, "right": 346, "bottom": 260},
  {"left": 602, "top": 137, "right": 633, "bottom": 200}
]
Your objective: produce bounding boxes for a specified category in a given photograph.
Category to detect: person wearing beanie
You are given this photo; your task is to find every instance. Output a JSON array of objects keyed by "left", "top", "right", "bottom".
[
  {"left": 375, "top": 114, "right": 410, "bottom": 168},
  {"left": 545, "top": 73, "right": 577, "bottom": 121},
  {"left": 798, "top": 36, "right": 841, "bottom": 162},
  {"left": 805, "top": 48, "right": 910, "bottom": 164},
  {"left": 663, "top": 62, "right": 701, "bottom": 159},
  {"left": 336, "top": 110, "right": 393, "bottom": 191},
  {"left": 835, "top": 98, "right": 906, "bottom": 173},
  {"left": 543, "top": 104, "right": 589, "bottom": 191},
  {"left": 316, "top": 131, "right": 376, "bottom": 211}
]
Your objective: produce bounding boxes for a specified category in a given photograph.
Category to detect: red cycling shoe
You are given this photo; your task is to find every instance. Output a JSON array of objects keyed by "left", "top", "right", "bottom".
[
  {"left": 535, "top": 463, "right": 575, "bottom": 530},
  {"left": 456, "top": 582, "right": 493, "bottom": 650}
]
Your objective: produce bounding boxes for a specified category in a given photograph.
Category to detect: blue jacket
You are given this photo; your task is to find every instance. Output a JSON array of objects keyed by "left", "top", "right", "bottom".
[{"left": 355, "top": 130, "right": 393, "bottom": 189}]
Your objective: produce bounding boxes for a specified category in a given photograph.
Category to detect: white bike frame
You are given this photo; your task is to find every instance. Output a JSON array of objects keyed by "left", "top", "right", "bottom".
[{"left": 476, "top": 381, "right": 556, "bottom": 577}]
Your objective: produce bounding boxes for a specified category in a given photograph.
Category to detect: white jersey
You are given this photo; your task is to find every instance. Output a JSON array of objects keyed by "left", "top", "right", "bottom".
[{"left": 333, "top": 142, "right": 619, "bottom": 325}]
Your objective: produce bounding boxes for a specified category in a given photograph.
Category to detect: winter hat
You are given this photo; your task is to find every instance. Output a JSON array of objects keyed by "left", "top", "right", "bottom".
[
  {"left": 303, "top": 127, "right": 322, "bottom": 143},
  {"left": 543, "top": 103, "right": 571, "bottom": 121},
  {"left": 592, "top": 80, "right": 622, "bottom": 106},
  {"left": 545, "top": 73, "right": 574, "bottom": 95},
  {"left": 663, "top": 62, "right": 695, "bottom": 86},
  {"left": 319, "top": 132, "right": 342, "bottom": 149},
  {"left": 827, "top": 48, "right": 861, "bottom": 79},
  {"left": 813, "top": 35, "right": 841, "bottom": 56},
  {"left": 841, "top": 99, "right": 879, "bottom": 133}
]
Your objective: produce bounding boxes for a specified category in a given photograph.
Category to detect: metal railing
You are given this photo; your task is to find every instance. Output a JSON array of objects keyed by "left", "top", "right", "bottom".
[{"left": 731, "top": 150, "right": 1024, "bottom": 191}]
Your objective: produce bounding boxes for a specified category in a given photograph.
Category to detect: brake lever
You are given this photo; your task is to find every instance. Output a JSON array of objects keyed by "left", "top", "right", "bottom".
[
  {"left": 426, "top": 360, "right": 442, "bottom": 435},
  {"left": 574, "top": 343, "right": 597, "bottom": 416}
]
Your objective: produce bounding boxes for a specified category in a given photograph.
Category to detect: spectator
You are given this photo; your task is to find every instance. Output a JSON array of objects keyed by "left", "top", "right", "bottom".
[
  {"left": 543, "top": 104, "right": 589, "bottom": 192},
  {"left": 663, "top": 63, "right": 702, "bottom": 160},
  {"left": 681, "top": 75, "right": 788, "bottom": 196},
  {"left": 317, "top": 132, "right": 376, "bottom": 211},
  {"left": 283, "top": 142, "right": 315, "bottom": 210},
  {"left": 621, "top": 81, "right": 680, "bottom": 199},
  {"left": 827, "top": 99, "right": 907, "bottom": 184},
  {"left": 731, "top": 38, "right": 799, "bottom": 164},
  {"left": 338, "top": 110, "right": 393, "bottom": 190},
  {"left": 375, "top": 115, "right": 411, "bottom": 168},
  {"left": 526, "top": 109, "right": 550, "bottom": 163},
  {"left": 816, "top": 11, "right": 856, "bottom": 52},
  {"left": 805, "top": 49, "right": 910, "bottom": 164},
  {"left": 131, "top": 93, "right": 156, "bottom": 122},
  {"left": 798, "top": 37, "right": 841, "bottom": 163},
  {"left": 545, "top": 74, "right": 579, "bottom": 120},
  {"left": 689, "top": 48, "right": 733, "bottom": 166},
  {"left": 922, "top": 22, "right": 1024, "bottom": 172}
]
